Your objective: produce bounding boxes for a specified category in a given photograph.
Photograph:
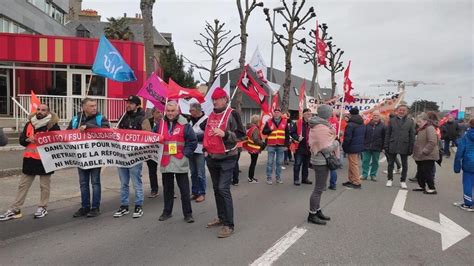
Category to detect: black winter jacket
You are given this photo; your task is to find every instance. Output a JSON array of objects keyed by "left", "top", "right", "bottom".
[
  {"left": 342, "top": 115, "right": 366, "bottom": 154},
  {"left": 364, "top": 121, "right": 385, "bottom": 151}
]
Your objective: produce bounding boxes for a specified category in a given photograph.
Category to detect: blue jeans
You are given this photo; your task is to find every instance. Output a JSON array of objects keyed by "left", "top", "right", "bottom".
[
  {"left": 117, "top": 163, "right": 144, "bottom": 207},
  {"left": 266, "top": 146, "right": 285, "bottom": 179},
  {"left": 78, "top": 168, "right": 101, "bottom": 209},
  {"left": 329, "top": 170, "right": 338, "bottom": 188},
  {"left": 189, "top": 153, "right": 206, "bottom": 196},
  {"left": 293, "top": 152, "right": 309, "bottom": 182}
]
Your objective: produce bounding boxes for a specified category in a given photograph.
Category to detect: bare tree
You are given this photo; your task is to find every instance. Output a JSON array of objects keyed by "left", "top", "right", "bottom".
[
  {"left": 263, "top": 0, "right": 315, "bottom": 113},
  {"left": 319, "top": 24, "right": 344, "bottom": 97},
  {"left": 235, "top": 0, "right": 264, "bottom": 112},
  {"left": 140, "top": 0, "right": 155, "bottom": 77},
  {"left": 296, "top": 22, "right": 330, "bottom": 100},
  {"left": 185, "top": 19, "right": 240, "bottom": 86}
]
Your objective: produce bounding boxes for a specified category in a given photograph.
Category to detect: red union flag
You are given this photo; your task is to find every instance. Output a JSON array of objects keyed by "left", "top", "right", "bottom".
[
  {"left": 297, "top": 81, "right": 306, "bottom": 136},
  {"left": 168, "top": 78, "right": 205, "bottom": 103},
  {"left": 316, "top": 21, "right": 327, "bottom": 66},
  {"left": 237, "top": 65, "right": 269, "bottom": 113},
  {"left": 271, "top": 93, "right": 279, "bottom": 112},
  {"left": 343, "top": 60, "right": 354, "bottom": 103},
  {"left": 30, "top": 90, "right": 41, "bottom": 113}
]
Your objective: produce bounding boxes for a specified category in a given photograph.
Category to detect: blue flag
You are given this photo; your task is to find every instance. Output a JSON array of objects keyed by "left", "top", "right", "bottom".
[{"left": 92, "top": 35, "right": 137, "bottom": 82}]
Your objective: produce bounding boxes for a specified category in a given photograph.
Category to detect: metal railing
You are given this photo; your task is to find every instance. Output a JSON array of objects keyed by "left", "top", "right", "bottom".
[{"left": 11, "top": 95, "right": 127, "bottom": 130}]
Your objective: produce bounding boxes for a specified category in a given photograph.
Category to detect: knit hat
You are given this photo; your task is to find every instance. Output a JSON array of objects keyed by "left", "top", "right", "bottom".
[
  {"left": 349, "top": 107, "right": 359, "bottom": 115},
  {"left": 211, "top": 87, "right": 228, "bottom": 100},
  {"left": 303, "top": 108, "right": 311, "bottom": 114},
  {"left": 317, "top": 104, "right": 333, "bottom": 120}
]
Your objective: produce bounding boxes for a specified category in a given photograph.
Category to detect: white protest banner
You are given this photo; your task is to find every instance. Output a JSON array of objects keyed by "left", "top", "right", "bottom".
[
  {"left": 325, "top": 90, "right": 405, "bottom": 114},
  {"left": 35, "top": 128, "right": 163, "bottom": 172},
  {"left": 306, "top": 95, "right": 318, "bottom": 114}
]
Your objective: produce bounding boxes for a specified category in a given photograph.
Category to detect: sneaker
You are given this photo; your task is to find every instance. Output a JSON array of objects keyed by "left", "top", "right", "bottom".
[
  {"left": 459, "top": 204, "right": 474, "bottom": 212},
  {"left": 148, "top": 191, "right": 159, "bottom": 198},
  {"left": 408, "top": 177, "right": 418, "bottom": 183},
  {"left": 342, "top": 181, "right": 352, "bottom": 187},
  {"left": 276, "top": 178, "right": 283, "bottom": 184},
  {"left": 232, "top": 182, "right": 239, "bottom": 186},
  {"left": 248, "top": 178, "right": 259, "bottom": 184},
  {"left": 294, "top": 181, "right": 301, "bottom": 186},
  {"left": 34, "top": 207, "right": 48, "bottom": 219},
  {"left": 87, "top": 208, "right": 100, "bottom": 218},
  {"left": 281, "top": 166, "right": 286, "bottom": 170},
  {"left": 207, "top": 218, "right": 223, "bottom": 228},
  {"left": 266, "top": 178, "right": 273, "bottom": 185},
  {"left": 217, "top": 226, "right": 234, "bottom": 238},
  {"left": 395, "top": 168, "right": 402, "bottom": 174},
  {"left": 349, "top": 183, "right": 362, "bottom": 189},
  {"left": 133, "top": 206, "right": 143, "bottom": 218},
  {"left": 113, "top": 206, "right": 129, "bottom": 218},
  {"left": 423, "top": 189, "right": 437, "bottom": 195},
  {"left": 370, "top": 176, "right": 377, "bottom": 181},
  {"left": 184, "top": 215, "right": 195, "bottom": 223},
  {"left": 301, "top": 179, "right": 312, "bottom": 185},
  {"left": 195, "top": 195, "right": 205, "bottom": 202},
  {"left": 453, "top": 202, "right": 464, "bottom": 207},
  {"left": 158, "top": 213, "right": 172, "bottom": 221},
  {"left": 400, "top": 182, "right": 408, "bottom": 189},
  {"left": 383, "top": 170, "right": 395, "bottom": 174},
  {"left": 360, "top": 176, "right": 368, "bottom": 180},
  {"left": 328, "top": 185, "right": 336, "bottom": 190},
  {"left": 413, "top": 187, "right": 425, "bottom": 192},
  {"left": 386, "top": 180, "right": 393, "bottom": 187},
  {"left": 0, "top": 209, "right": 22, "bottom": 221},
  {"left": 73, "top": 207, "right": 89, "bottom": 218}
]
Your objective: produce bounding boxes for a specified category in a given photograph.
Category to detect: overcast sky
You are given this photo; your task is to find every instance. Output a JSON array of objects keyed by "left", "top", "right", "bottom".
[{"left": 83, "top": 0, "right": 473, "bottom": 110}]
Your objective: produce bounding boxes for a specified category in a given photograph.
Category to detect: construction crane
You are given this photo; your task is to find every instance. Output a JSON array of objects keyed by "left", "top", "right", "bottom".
[{"left": 370, "top": 79, "right": 443, "bottom": 91}]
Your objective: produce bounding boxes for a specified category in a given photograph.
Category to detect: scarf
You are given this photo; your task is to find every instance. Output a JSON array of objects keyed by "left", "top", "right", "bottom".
[
  {"left": 308, "top": 122, "right": 339, "bottom": 158},
  {"left": 30, "top": 114, "right": 52, "bottom": 129}
]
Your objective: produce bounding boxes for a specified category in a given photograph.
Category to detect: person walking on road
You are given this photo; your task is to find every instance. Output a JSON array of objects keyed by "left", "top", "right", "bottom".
[
  {"left": 146, "top": 108, "right": 163, "bottom": 198},
  {"left": 188, "top": 103, "right": 208, "bottom": 203},
  {"left": 262, "top": 108, "right": 290, "bottom": 184},
  {"left": 412, "top": 113, "right": 439, "bottom": 194},
  {"left": 361, "top": 111, "right": 385, "bottom": 181},
  {"left": 441, "top": 115, "right": 460, "bottom": 158},
  {"left": 291, "top": 108, "right": 313, "bottom": 186},
  {"left": 69, "top": 98, "right": 110, "bottom": 218},
  {"left": 453, "top": 119, "right": 474, "bottom": 211},
  {"left": 0, "top": 104, "right": 60, "bottom": 221},
  {"left": 342, "top": 107, "right": 366, "bottom": 189},
  {"left": 384, "top": 105, "right": 415, "bottom": 189},
  {"left": 157, "top": 101, "right": 197, "bottom": 223},
  {"left": 203, "top": 87, "right": 245, "bottom": 238},
  {"left": 307, "top": 105, "right": 339, "bottom": 225},
  {"left": 113, "top": 96, "right": 151, "bottom": 219},
  {"left": 242, "top": 114, "right": 265, "bottom": 183}
]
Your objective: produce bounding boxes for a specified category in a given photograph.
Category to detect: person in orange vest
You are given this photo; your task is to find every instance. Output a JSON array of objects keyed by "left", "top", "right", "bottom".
[
  {"left": 0, "top": 104, "right": 60, "bottom": 221},
  {"left": 157, "top": 101, "right": 197, "bottom": 223},
  {"left": 262, "top": 108, "right": 290, "bottom": 184},
  {"left": 203, "top": 87, "right": 245, "bottom": 238},
  {"left": 242, "top": 114, "right": 265, "bottom": 183}
]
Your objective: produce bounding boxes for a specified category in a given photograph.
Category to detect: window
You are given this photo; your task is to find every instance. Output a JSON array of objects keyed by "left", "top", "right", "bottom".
[
  {"left": 0, "top": 16, "right": 34, "bottom": 34},
  {"left": 0, "top": 18, "right": 3, "bottom": 32},
  {"left": 27, "top": 0, "right": 66, "bottom": 25}
]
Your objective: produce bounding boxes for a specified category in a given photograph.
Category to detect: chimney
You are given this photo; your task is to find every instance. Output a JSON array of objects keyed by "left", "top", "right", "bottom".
[{"left": 124, "top": 13, "right": 127, "bottom": 18}]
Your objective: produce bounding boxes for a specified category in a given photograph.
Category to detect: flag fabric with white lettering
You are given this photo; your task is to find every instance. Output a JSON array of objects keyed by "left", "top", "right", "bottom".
[{"left": 92, "top": 35, "right": 137, "bottom": 82}]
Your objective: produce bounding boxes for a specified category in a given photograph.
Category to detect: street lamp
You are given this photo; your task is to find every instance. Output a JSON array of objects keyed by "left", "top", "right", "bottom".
[{"left": 269, "top": 6, "right": 285, "bottom": 84}]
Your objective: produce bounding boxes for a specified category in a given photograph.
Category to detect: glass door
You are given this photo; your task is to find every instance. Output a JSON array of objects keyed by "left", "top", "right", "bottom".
[{"left": 0, "top": 70, "right": 10, "bottom": 115}]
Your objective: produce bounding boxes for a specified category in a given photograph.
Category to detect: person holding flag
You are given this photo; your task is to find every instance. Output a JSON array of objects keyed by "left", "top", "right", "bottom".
[
  {"left": 203, "top": 87, "right": 245, "bottom": 238},
  {"left": 291, "top": 108, "right": 313, "bottom": 186},
  {"left": 242, "top": 114, "right": 265, "bottom": 183}
]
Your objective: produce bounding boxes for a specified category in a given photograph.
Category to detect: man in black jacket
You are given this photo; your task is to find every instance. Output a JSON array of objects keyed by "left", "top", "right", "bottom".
[
  {"left": 361, "top": 111, "right": 385, "bottom": 181},
  {"left": 69, "top": 98, "right": 110, "bottom": 218},
  {"left": 291, "top": 108, "right": 313, "bottom": 185},
  {"left": 441, "top": 115, "right": 460, "bottom": 158},
  {"left": 0, "top": 104, "right": 60, "bottom": 221},
  {"left": 113, "top": 96, "right": 151, "bottom": 219},
  {"left": 146, "top": 108, "right": 163, "bottom": 198},
  {"left": 384, "top": 105, "right": 415, "bottom": 189}
]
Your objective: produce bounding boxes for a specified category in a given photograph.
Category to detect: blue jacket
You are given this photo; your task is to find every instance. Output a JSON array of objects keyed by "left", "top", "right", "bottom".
[
  {"left": 454, "top": 128, "right": 474, "bottom": 173},
  {"left": 342, "top": 114, "right": 366, "bottom": 154}
]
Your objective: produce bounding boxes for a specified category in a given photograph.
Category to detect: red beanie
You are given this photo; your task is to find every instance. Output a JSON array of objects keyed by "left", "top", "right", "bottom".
[{"left": 211, "top": 87, "right": 228, "bottom": 100}]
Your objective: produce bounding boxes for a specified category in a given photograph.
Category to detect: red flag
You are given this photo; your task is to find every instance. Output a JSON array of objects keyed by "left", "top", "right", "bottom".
[
  {"left": 297, "top": 81, "right": 306, "bottom": 136},
  {"left": 439, "top": 109, "right": 459, "bottom": 126},
  {"left": 237, "top": 65, "right": 269, "bottom": 113},
  {"left": 316, "top": 21, "right": 327, "bottom": 66},
  {"left": 271, "top": 92, "right": 279, "bottom": 112},
  {"left": 30, "top": 90, "right": 41, "bottom": 113},
  {"left": 343, "top": 60, "right": 354, "bottom": 103},
  {"left": 168, "top": 78, "right": 205, "bottom": 103},
  {"left": 153, "top": 56, "right": 163, "bottom": 78}
]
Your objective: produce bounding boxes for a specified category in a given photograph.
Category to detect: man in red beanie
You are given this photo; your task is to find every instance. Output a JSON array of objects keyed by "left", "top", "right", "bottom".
[{"left": 203, "top": 87, "right": 245, "bottom": 238}]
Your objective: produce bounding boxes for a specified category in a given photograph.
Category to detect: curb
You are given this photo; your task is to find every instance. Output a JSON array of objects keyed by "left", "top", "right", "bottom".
[
  {"left": 0, "top": 146, "right": 23, "bottom": 151},
  {"left": 0, "top": 168, "right": 22, "bottom": 178}
]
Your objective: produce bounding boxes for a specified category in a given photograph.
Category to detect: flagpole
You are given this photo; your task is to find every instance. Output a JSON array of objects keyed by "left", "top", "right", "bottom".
[
  {"left": 338, "top": 94, "right": 345, "bottom": 137},
  {"left": 160, "top": 98, "right": 168, "bottom": 135}
]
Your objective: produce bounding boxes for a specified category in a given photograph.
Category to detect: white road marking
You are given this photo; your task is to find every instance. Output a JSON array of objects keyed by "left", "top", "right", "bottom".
[
  {"left": 391, "top": 190, "right": 470, "bottom": 251},
  {"left": 250, "top": 226, "right": 307, "bottom": 266}
]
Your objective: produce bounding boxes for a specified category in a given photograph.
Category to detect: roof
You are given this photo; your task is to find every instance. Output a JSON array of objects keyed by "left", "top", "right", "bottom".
[
  {"left": 65, "top": 21, "right": 170, "bottom": 46},
  {"left": 220, "top": 67, "right": 334, "bottom": 111}
]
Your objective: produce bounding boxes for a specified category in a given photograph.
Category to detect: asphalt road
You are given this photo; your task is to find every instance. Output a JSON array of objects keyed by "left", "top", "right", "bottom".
[{"left": 0, "top": 153, "right": 472, "bottom": 265}]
